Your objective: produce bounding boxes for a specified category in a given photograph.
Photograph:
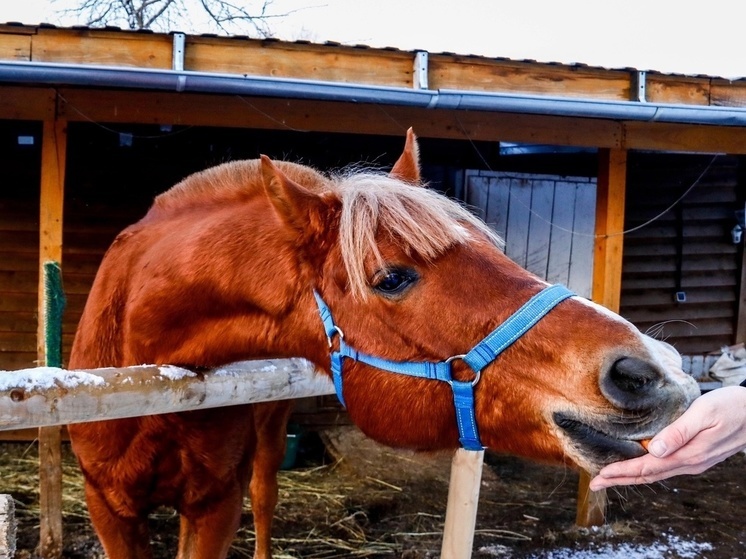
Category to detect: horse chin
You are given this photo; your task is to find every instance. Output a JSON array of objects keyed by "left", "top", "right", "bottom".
[{"left": 552, "top": 412, "right": 649, "bottom": 470}]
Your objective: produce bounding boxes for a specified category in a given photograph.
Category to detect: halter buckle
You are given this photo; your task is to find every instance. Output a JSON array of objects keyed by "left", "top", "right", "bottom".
[{"left": 445, "top": 354, "right": 481, "bottom": 387}]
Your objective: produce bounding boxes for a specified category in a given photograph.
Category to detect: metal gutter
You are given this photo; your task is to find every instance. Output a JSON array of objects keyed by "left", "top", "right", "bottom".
[
  {"left": 433, "top": 89, "right": 746, "bottom": 127},
  {"left": 2, "top": 60, "right": 746, "bottom": 127}
]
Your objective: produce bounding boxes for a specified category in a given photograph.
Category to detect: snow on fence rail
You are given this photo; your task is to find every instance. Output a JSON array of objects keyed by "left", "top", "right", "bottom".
[{"left": 0, "top": 359, "right": 334, "bottom": 431}]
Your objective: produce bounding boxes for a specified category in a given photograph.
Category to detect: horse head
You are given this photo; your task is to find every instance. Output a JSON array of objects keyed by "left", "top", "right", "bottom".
[{"left": 260, "top": 129, "right": 699, "bottom": 473}]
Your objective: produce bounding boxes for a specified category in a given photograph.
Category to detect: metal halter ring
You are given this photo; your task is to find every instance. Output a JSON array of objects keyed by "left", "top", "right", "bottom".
[
  {"left": 445, "top": 354, "right": 481, "bottom": 387},
  {"left": 326, "top": 325, "right": 345, "bottom": 348}
]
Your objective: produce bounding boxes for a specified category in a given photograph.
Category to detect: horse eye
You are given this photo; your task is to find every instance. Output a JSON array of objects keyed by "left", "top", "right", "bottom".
[{"left": 372, "top": 268, "right": 418, "bottom": 295}]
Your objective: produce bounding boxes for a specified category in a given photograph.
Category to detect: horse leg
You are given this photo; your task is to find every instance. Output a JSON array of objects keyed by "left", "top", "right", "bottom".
[
  {"left": 176, "top": 484, "right": 245, "bottom": 559},
  {"left": 83, "top": 484, "right": 153, "bottom": 559},
  {"left": 249, "top": 401, "right": 294, "bottom": 559}
]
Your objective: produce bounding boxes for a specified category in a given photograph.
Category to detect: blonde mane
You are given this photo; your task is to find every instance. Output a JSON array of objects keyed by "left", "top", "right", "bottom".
[{"left": 334, "top": 172, "right": 504, "bottom": 297}]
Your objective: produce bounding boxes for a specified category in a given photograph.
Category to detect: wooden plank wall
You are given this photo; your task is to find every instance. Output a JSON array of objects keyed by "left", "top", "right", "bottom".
[
  {"left": 0, "top": 122, "right": 41, "bottom": 370},
  {"left": 621, "top": 153, "right": 741, "bottom": 354},
  {"left": 0, "top": 198, "right": 39, "bottom": 369},
  {"left": 464, "top": 171, "right": 597, "bottom": 298},
  {"left": 0, "top": 195, "right": 110, "bottom": 373},
  {"left": 465, "top": 155, "right": 744, "bottom": 357},
  {"left": 0, "top": 122, "right": 158, "bottom": 372}
]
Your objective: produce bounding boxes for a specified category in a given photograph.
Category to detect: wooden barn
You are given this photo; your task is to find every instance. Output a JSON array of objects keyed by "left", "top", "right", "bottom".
[
  {"left": 1, "top": 22, "right": 746, "bottom": 554},
  {"left": 2, "top": 24, "right": 745, "bottom": 373}
]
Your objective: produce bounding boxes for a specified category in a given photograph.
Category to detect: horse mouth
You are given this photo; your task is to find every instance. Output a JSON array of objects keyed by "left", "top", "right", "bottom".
[{"left": 553, "top": 412, "right": 648, "bottom": 466}]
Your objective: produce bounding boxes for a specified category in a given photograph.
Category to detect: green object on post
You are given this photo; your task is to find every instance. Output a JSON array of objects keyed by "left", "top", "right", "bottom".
[{"left": 43, "top": 261, "right": 66, "bottom": 368}]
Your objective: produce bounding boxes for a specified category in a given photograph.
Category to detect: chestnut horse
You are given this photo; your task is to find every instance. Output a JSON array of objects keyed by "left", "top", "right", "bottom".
[{"left": 68, "top": 130, "right": 699, "bottom": 559}]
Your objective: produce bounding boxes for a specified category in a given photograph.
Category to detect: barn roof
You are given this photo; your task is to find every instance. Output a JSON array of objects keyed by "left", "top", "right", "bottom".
[{"left": 2, "top": 23, "right": 746, "bottom": 153}]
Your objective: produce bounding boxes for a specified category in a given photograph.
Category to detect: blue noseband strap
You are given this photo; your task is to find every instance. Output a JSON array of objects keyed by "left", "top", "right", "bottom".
[
  {"left": 463, "top": 284, "right": 577, "bottom": 373},
  {"left": 314, "top": 284, "right": 574, "bottom": 451}
]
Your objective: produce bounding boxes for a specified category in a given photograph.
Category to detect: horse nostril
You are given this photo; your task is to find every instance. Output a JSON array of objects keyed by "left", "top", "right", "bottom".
[
  {"left": 601, "top": 357, "right": 663, "bottom": 409},
  {"left": 610, "top": 357, "right": 659, "bottom": 393}
]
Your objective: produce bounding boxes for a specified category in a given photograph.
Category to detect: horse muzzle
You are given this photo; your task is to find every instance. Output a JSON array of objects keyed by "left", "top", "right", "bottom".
[{"left": 554, "top": 348, "right": 700, "bottom": 469}]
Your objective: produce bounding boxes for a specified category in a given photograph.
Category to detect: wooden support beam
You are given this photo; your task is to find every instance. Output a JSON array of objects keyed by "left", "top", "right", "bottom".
[
  {"left": 592, "top": 148, "right": 627, "bottom": 313},
  {"left": 621, "top": 120, "right": 746, "bottom": 155},
  {"left": 576, "top": 469, "right": 607, "bottom": 528},
  {"left": 0, "top": 87, "right": 56, "bottom": 121},
  {"left": 54, "top": 88, "right": 623, "bottom": 149},
  {"left": 37, "top": 117, "right": 67, "bottom": 559},
  {"left": 576, "top": 147, "right": 628, "bottom": 528},
  {"left": 52, "top": 87, "right": 746, "bottom": 154},
  {"left": 0, "top": 84, "right": 743, "bottom": 154}
]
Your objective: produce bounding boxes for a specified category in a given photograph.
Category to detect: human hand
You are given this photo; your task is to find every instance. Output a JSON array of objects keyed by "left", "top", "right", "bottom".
[{"left": 589, "top": 386, "right": 746, "bottom": 490}]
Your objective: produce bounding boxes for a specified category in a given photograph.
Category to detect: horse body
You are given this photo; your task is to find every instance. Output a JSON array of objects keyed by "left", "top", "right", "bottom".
[
  {"left": 69, "top": 130, "right": 699, "bottom": 559},
  {"left": 69, "top": 159, "right": 334, "bottom": 559}
]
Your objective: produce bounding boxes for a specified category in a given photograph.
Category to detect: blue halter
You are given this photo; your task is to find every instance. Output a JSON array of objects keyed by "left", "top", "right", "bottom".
[{"left": 313, "top": 284, "right": 574, "bottom": 451}]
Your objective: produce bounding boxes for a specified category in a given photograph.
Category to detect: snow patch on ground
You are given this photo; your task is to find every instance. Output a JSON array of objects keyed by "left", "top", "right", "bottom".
[{"left": 479, "top": 532, "right": 713, "bottom": 559}]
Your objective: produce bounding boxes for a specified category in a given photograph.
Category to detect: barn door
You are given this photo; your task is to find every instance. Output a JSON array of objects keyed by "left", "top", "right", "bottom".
[{"left": 464, "top": 171, "right": 597, "bottom": 298}]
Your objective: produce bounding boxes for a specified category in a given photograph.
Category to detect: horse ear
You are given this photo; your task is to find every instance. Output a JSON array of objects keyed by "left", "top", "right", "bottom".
[
  {"left": 260, "top": 155, "right": 330, "bottom": 236},
  {"left": 390, "top": 127, "right": 421, "bottom": 185}
]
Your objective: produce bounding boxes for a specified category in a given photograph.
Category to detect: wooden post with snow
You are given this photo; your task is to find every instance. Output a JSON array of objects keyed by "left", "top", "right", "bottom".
[
  {"left": 37, "top": 115, "right": 67, "bottom": 559},
  {"left": 0, "top": 494, "right": 16, "bottom": 559}
]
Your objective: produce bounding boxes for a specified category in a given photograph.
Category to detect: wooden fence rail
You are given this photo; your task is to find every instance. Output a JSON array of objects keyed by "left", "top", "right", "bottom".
[{"left": 0, "top": 359, "right": 333, "bottom": 430}]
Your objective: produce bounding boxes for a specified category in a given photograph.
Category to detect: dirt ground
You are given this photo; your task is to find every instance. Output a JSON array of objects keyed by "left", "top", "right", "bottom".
[{"left": 1, "top": 425, "right": 744, "bottom": 559}]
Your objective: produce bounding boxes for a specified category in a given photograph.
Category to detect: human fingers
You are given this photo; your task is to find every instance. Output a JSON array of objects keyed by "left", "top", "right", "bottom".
[
  {"left": 588, "top": 453, "right": 706, "bottom": 490},
  {"left": 588, "top": 454, "right": 671, "bottom": 490},
  {"left": 649, "top": 386, "right": 746, "bottom": 458},
  {"left": 644, "top": 409, "right": 707, "bottom": 458}
]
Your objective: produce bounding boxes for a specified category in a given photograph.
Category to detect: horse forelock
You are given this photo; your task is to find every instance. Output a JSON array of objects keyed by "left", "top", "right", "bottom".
[{"left": 334, "top": 172, "right": 504, "bottom": 298}]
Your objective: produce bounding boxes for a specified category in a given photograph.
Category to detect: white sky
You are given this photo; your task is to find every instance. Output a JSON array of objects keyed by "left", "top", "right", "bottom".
[{"left": 2, "top": 0, "right": 745, "bottom": 79}]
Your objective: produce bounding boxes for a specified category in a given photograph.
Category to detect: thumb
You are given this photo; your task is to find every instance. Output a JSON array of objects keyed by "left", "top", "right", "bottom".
[{"left": 647, "top": 410, "right": 704, "bottom": 458}]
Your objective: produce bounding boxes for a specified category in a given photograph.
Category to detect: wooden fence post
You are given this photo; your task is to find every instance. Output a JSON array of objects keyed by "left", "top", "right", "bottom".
[
  {"left": 0, "top": 495, "right": 16, "bottom": 559},
  {"left": 575, "top": 147, "right": 628, "bottom": 527},
  {"left": 37, "top": 117, "right": 67, "bottom": 559},
  {"left": 440, "top": 449, "right": 484, "bottom": 559}
]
